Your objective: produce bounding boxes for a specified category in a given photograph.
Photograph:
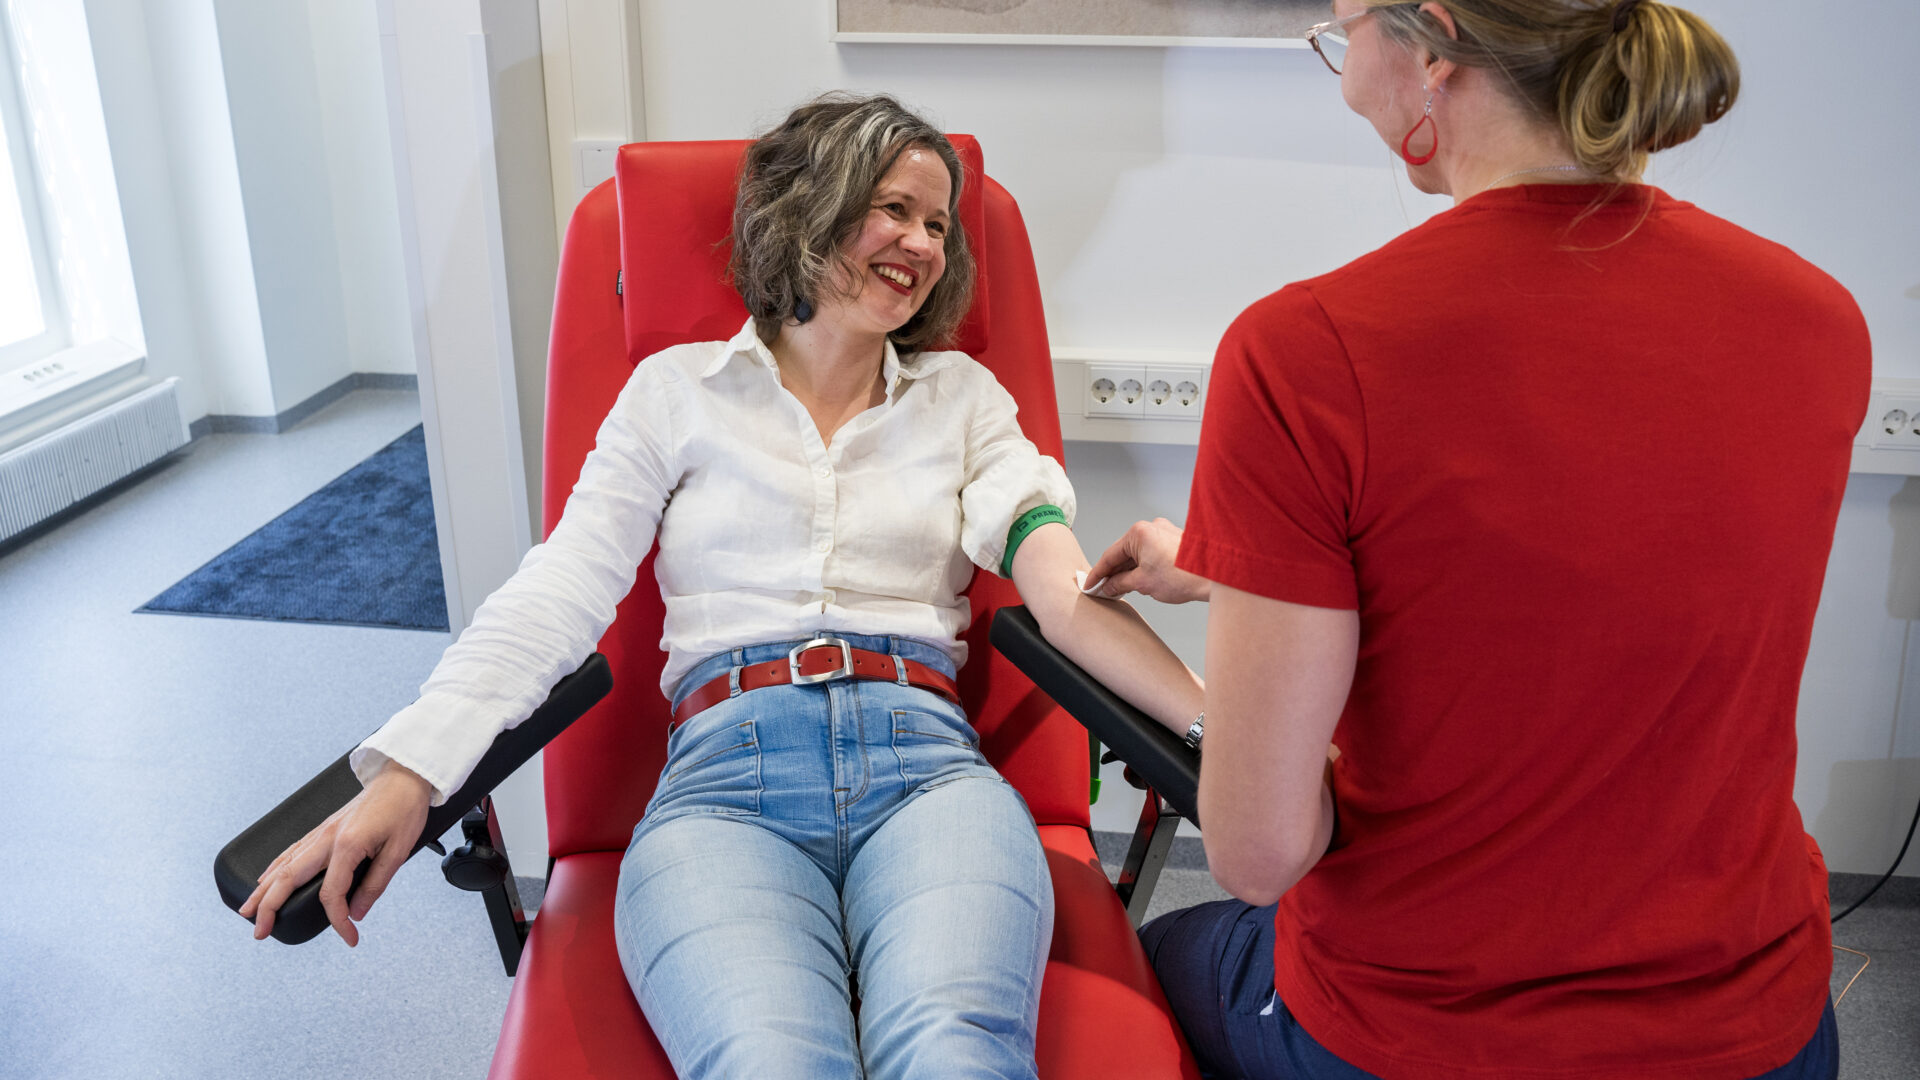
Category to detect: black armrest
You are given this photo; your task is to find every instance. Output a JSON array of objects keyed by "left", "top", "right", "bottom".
[
  {"left": 214, "top": 653, "right": 614, "bottom": 944},
  {"left": 989, "top": 607, "right": 1200, "bottom": 825}
]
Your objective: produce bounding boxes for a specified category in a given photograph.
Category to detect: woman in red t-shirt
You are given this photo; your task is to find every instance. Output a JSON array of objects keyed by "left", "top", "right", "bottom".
[{"left": 1086, "top": 1, "right": 1866, "bottom": 1077}]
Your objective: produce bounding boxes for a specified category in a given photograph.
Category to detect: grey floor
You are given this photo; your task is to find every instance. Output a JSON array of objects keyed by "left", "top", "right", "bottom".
[
  {"left": 2, "top": 388, "right": 1914, "bottom": 1078},
  {"left": 0, "top": 392, "right": 501, "bottom": 1080}
]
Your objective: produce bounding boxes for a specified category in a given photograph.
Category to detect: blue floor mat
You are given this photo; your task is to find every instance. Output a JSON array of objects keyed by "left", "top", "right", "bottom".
[{"left": 140, "top": 425, "right": 449, "bottom": 631}]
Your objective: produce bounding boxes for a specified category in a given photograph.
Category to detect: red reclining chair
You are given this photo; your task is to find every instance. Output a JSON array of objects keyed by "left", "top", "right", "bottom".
[
  {"left": 217, "top": 136, "right": 1204, "bottom": 1079},
  {"left": 501, "top": 137, "right": 1196, "bottom": 1078}
]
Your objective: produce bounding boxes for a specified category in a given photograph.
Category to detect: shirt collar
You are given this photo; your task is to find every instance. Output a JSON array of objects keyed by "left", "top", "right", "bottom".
[
  {"left": 699, "top": 318, "right": 776, "bottom": 379},
  {"left": 700, "top": 316, "right": 963, "bottom": 392},
  {"left": 889, "top": 344, "right": 962, "bottom": 390}
]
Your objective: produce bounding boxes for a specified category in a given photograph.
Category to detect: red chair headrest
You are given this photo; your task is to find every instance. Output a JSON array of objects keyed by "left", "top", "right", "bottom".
[{"left": 614, "top": 135, "right": 990, "bottom": 364}]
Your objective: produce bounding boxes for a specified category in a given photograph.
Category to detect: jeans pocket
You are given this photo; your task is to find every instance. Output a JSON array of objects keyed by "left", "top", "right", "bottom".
[
  {"left": 654, "top": 714, "right": 762, "bottom": 818},
  {"left": 890, "top": 706, "right": 986, "bottom": 787}
]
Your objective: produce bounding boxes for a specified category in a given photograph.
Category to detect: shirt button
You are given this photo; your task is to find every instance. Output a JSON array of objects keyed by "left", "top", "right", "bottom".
[
  {"left": 816, "top": 538, "right": 831, "bottom": 553},
  {"left": 817, "top": 466, "right": 831, "bottom": 478}
]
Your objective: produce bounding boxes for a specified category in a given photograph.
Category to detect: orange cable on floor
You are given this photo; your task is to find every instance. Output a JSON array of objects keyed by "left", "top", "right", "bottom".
[{"left": 1832, "top": 945, "right": 1870, "bottom": 1006}]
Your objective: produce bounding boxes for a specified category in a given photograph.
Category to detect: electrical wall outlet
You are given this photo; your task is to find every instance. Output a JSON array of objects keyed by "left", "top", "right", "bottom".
[
  {"left": 1864, "top": 392, "right": 1920, "bottom": 450},
  {"left": 1143, "top": 364, "right": 1206, "bottom": 420},
  {"left": 1086, "top": 363, "right": 1147, "bottom": 418},
  {"left": 1055, "top": 347, "right": 1213, "bottom": 445}
]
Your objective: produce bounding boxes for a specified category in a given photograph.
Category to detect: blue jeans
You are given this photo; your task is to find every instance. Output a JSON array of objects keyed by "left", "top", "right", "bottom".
[
  {"left": 613, "top": 633, "right": 1055, "bottom": 1080},
  {"left": 1140, "top": 899, "right": 1839, "bottom": 1080}
]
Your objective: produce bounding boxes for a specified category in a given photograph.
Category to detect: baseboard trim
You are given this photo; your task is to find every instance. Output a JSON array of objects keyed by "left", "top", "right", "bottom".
[{"left": 193, "top": 372, "right": 419, "bottom": 437}]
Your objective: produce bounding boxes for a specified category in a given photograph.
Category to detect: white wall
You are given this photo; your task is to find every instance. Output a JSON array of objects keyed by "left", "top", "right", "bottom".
[
  {"left": 536, "top": 0, "right": 647, "bottom": 256},
  {"left": 1798, "top": 476, "right": 1920, "bottom": 874},
  {"left": 76, "top": 0, "right": 210, "bottom": 426},
  {"left": 211, "top": 0, "right": 352, "bottom": 413},
  {"left": 85, "top": 0, "right": 274, "bottom": 420},
  {"left": 71, "top": 1, "right": 416, "bottom": 427},
  {"left": 307, "top": 0, "right": 416, "bottom": 378},
  {"left": 601, "top": 0, "right": 1920, "bottom": 874}
]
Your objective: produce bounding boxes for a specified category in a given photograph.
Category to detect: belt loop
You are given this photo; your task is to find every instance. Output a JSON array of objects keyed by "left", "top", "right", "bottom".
[
  {"left": 729, "top": 647, "right": 747, "bottom": 697},
  {"left": 893, "top": 654, "right": 909, "bottom": 686}
]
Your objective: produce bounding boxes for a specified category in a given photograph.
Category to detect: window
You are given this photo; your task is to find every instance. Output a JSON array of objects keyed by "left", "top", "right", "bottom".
[{"left": 0, "top": 11, "right": 65, "bottom": 375}]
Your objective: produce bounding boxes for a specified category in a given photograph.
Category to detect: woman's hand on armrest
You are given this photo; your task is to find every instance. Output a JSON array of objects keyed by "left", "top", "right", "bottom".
[
  {"left": 238, "top": 760, "right": 434, "bottom": 946},
  {"left": 1009, "top": 521, "right": 1204, "bottom": 737},
  {"left": 1085, "top": 518, "right": 1211, "bottom": 604}
]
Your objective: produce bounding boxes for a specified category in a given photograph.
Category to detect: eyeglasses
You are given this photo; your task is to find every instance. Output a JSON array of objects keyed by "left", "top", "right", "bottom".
[{"left": 1304, "top": 8, "right": 1374, "bottom": 75}]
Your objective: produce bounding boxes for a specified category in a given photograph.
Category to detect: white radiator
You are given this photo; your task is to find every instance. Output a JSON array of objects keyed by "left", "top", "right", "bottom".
[{"left": 0, "top": 378, "right": 190, "bottom": 543}]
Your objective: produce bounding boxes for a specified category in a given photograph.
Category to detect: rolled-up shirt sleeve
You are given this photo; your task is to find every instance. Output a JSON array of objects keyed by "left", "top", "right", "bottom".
[
  {"left": 957, "top": 360, "right": 1076, "bottom": 577},
  {"left": 351, "top": 360, "right": 685, "bottom": 804}
]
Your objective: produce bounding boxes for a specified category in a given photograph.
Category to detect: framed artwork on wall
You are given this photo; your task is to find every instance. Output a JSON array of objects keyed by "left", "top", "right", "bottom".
[{"left": 832, "top": 0, "right": 1325, "bottom": 48}]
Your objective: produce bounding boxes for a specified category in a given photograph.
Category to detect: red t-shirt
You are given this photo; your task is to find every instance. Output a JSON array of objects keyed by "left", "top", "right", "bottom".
[{"left": 1180, "top": 185, "right": 1868, "bottom": 1079}]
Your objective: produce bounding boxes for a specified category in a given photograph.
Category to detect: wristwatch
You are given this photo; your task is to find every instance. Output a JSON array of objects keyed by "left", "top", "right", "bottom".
[{"left": 1183, "top": 711, "right": 1204, "bottom": 753}]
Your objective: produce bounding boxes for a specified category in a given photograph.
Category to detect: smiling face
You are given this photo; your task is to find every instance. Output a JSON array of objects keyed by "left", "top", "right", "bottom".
[{"left": 818, "top": 145, "right": 953, "bottom": 338}]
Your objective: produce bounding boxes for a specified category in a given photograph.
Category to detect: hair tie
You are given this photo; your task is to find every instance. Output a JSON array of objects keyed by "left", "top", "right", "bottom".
[{"left": 1611, "top": 0, "right": 1646, "bottom": 34}]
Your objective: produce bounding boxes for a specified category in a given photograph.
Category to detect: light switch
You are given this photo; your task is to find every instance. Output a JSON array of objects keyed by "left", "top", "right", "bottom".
[{"left": 575, "top": 140, "right": 621, "bottom": 197}]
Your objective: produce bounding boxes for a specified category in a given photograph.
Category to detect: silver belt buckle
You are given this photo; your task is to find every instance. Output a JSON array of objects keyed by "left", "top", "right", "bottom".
[{"left": 789, "top": 636, "right": 855, "bottom": 686}]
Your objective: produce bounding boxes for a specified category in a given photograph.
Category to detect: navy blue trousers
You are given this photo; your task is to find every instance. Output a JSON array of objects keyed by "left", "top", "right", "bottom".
[{"left": 1139, "top": 899, "right": 1838, "bottom": 1080}]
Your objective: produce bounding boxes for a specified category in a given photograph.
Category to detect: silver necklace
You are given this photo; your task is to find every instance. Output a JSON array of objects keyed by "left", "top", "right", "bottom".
[{"left": 1488, "top": 164, "right": 1584, "bottom": 187}]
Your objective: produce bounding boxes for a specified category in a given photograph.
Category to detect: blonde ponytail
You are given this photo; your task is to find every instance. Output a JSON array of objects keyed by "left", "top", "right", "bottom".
[
  {"left": 1557, "top": 1, "right": 1739, "bottom": 178},
  {"left": 1365, "top": 0, "right": 1741, "bottom": 181}
]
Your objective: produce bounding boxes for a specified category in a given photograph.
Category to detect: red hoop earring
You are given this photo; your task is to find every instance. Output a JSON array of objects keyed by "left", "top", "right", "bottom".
[{"left": 1401, "top": 93, "right": 1439, "bottom": 166}]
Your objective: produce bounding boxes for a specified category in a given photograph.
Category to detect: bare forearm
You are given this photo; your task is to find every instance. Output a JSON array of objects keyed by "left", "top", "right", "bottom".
[
  {"left": 1206, "top": 758, "right": 1334, "bottom": 904},
  {"left": 1198, "top": 586, "right": 1357, "bottom": 905},
  {"left": 1052, "top": 592, "right": 1204, "bottom": 735},
  {"left": 1011, "top": 524, "right": 1203, "bottom": 735}
]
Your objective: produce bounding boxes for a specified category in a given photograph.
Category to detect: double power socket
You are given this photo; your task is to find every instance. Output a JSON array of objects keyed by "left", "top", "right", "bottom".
[
  {"left": 1866, "top": 374, "right": 1920, "bottom": 449},
  {"left": 1084, "top": 362, "right": 1208, "bottom": 421},
  {"left": 1863, "top": 387, "right": 1920, "bottom": 451}
]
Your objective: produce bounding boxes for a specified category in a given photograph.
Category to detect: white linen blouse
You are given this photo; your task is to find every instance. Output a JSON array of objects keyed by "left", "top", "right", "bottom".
[{"left": 353, "top": 319, "right": 1075, "bottom": 803}]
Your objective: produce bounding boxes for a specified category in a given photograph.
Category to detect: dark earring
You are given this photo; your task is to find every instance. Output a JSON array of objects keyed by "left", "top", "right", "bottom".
[{"left": 793, "top": 299, "right": 813, "bottom": 324}]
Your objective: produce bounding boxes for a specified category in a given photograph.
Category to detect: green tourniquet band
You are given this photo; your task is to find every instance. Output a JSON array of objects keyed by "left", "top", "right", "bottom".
[
  {"left": 1001, "top": 504, "right": 1068, "bottom": 578},
  {"left": 1088, "top": 733, "right": 1103, "bottom": 805}
]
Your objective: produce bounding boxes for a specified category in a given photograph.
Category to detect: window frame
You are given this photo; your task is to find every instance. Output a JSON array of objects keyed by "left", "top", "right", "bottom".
[{"left": 0, "top": 9, "right": 69, "bottom": 375}]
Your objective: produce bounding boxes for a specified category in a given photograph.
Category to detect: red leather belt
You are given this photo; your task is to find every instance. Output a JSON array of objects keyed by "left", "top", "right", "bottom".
[{"left": 671, "top": 636, "right": 961, "bottom": 730}]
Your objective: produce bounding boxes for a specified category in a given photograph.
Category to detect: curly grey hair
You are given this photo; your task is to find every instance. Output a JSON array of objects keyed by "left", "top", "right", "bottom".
[{"left": 729, "top": 92, "right": 976, "bottom": 352}]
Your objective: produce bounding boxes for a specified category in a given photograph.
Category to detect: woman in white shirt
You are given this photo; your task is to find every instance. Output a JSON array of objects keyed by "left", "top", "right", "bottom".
[{"left": 241, "top": 92, "right": 1204, "bottom": 1080}]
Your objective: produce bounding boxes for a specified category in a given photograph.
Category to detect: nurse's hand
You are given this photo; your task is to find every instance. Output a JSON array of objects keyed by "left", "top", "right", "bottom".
[
  {"left": 1085, "top": 518, "right": 1211, "bottom": 604},
  {"left": 239, "top": 760, "right": 434, "bottom": 946}
]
